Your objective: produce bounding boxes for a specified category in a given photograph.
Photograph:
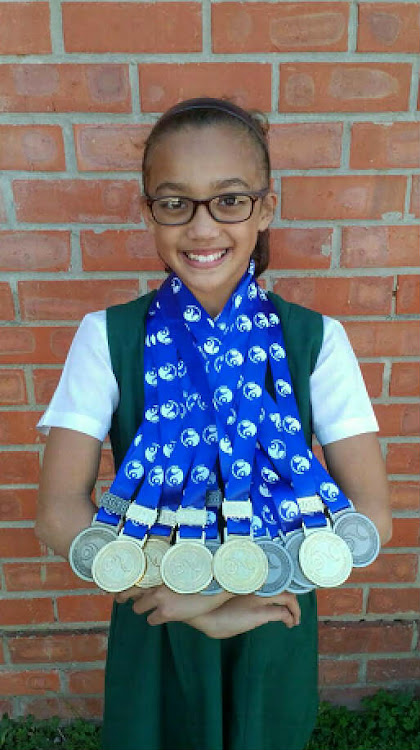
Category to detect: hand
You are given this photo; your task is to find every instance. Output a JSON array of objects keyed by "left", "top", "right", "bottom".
[
  {"left": 187, "top": 591, "right": 301, "bottom": 639},
  {"left": 114, "top": 584, "right": 233, "bottom": 625}
]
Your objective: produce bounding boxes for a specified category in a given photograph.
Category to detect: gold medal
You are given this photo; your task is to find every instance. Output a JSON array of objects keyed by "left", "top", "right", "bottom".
[
  {"left": 298, "top": 529, "right": 353, "bottom": 588},
  {"left": 161, "top": 541, "right": 213, "bottom": 594},
  {"left": 135, "top": 537, "right": 170, "bottom": 588},
  {"left": 91, "top": 538, "right": 146, "bottom": 593},
  {"left": 213, "top": 537, "right": 268, "bottom": 595}
]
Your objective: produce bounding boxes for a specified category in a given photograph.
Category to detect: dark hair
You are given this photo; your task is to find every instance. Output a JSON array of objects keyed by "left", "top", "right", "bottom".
[{"left": 141, "top": 97, "right": 272, "bottom": 277}]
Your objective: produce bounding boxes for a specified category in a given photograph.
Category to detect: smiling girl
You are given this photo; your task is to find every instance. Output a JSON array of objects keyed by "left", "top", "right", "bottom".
[{"left": 36, "top": 98, "right": 392, "bottom": 750}]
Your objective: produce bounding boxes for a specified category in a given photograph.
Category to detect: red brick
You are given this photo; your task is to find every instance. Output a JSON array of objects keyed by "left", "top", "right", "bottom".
[
  {"left": 0, "top": 670, "right": 59, "bottom": 697},
  {"left": 396, "top": 275, "right": 420, "bottom": 314},
  {"left": 64, "top": 3, "right": 201, "bottom": 53},
  {"left": 0, "top": 326, "right": 76, "bottom": 365},
  {"left": 21, "top": 696, "right": 103, "bottom": 720},
  {"left": 33, "top": 369, "right": 61, "bottom": 404},
  {"left": 147, "top": 278, "right": 165, "bottom": 292},
  {"left": 0, "top": 527, "right": 44, "bottom": 558},
  {"left": 344, "top": 321, "right": 420, "bottom": 357},
  {"left": 384, "top": 517, "right": 420, "bottom": 548},
  {"left": 57, "top": 594, "right": 114, "bottom": 623},
  {"left": 81, "top": 230, "right": 163, "bottom": 272},
  {"left": 0, "top": 126, "right": 65, "bottom": 171},
  {"left": 213, "top": 2, "right": 348, "bottom": 53},
  {"left": 75, "top": 124, "right": 150, "bottom": 171},
  {"left": 0, "top": 191, "right": 6, "bottom": 223},
  {"left": 0, "top": 64, "right": 130, "bottom": 113},
  {"left": 273, "top": 276, "right": 393, "bottom": 316},
  {"left": 269, "top": 123, "right": 342, "bottom": 169},
  {"left": 98, "top": 449, "right": 115, "bottom": 481},
  {"left": 350, "top": 122, "right": 420, "bottom": 169},
  {"left": 14, "top": 180, "right": 141, "bottom": 224},
  {"left": 279, "top": 62, "right": 411, "bottom": 112},
  {"left": 19, "top": 279, "right": 139, "bottom": 321},
  {"left": 0, "top": 410, "right": 42, "bottom": 445},
  {"left": 8, "top": 632, "right": 107, "bottom": 664},
  {"left": 316, "top": 587, "right": 363, "bottom": 617},
  {"left": 1, "top": 451, "right": 39, "bottom": 484},
  {"left": 374, "top": 404, "right": 420, "bottom": 437},
  {"left": 341, "top": 226, "right": 420, "bottom": 268},
  {"left": 348, "top": 552, "right": 418, "bottom": 583},
  {"left": 68, "top": 668, "right": 105, "bottom": 694},
  {"left": 268, "top": 227, "right": 332, "bottom": 270},
  {"left": 0, "top": 598, "right": 54, "bottom": 626},
  {"left": 0, "top": 369, "right": 27, "bottom": 404},
  {"left": 367, "top": 657, "right": 420, "bottom": 682},
  {"left": 386, "top": 443, "right": 420, "bottom": 475},
  {"left": 368, "top": 587, "right": 420, "bottom": 614},
  {"left": 390, "top": 362, "right": 420, "bottom": 397},
  {"left": 0, "top": 3, "right": 51, "bottom": 54},
  {"left": 411, "top": 175, "right": 420, "bottom": 217},
  {"left": 319, "top": 658, "right": 359, "bottom": 685},
  {"left": 319, "top": 621, "right": 414, "bottom": 655},
  {"left": 4, "top": 561, "right": 97, "bottom": 591},
  {"left": 0, "top": 489, "right": 38, "bottom": 521},
  {"left": 389, "top": 481, "right": 420, "bottom": 510},
  {"left": 282, "top": 175, "right": 405, "bottom": 220},
  {"left": 319, "top": 686, "right": 377, "bottom": 708},
  {"left": 358, "top": 3, "right": 420, "bottom": 53},
  {"left": 139, "top": 63, "right": 271, "bottom": 112},
  {"left": 0, "top": 283, "right": 14, "bottom": 320},
  {"left": 359, "top": 362, "right": 384, "bottom": 399},
  {"left": 0, "top": 231, "right": 71, "bottom": 272}
]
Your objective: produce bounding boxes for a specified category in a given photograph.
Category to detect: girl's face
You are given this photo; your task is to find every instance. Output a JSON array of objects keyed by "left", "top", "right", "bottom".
[{"left": 141, "top": 125, "right": 277, "bottom": 316}]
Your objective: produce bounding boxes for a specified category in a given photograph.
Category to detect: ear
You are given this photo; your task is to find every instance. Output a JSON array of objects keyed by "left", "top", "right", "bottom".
[
  {"left": 140, "top": 195, "right": 156, "bottom": 234},
  {"left": 257, "top": 191, "right": 277, "bottom": 232}
]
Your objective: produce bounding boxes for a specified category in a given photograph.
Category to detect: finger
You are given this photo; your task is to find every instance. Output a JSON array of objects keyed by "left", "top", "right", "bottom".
[
  {"left": 114, "top": 586, "right": 143, "bottom": 604},
  {"left": 265, "top": 605, "right": 296, "bottom": 629},
  {"left": 263, "top": 593, "right": 301, "bottom": 624},
  {"left": 147, "top": 609, "right": 165, "bottom": 626},
  {"left": 132, "top": 592, "right": 157, "bottom": 616}
]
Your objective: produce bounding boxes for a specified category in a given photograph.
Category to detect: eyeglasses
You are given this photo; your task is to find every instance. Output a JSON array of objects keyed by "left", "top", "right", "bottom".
[{"left": 145, "top": 189, "right": 269, "bottom": 226}]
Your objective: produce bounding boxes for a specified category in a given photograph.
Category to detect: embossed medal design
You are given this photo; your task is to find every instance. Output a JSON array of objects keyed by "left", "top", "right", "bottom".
[
  {"left": 333, "top": 512, "right": 380, "bottom": 567},
  {"left": 69, "top": 526, "right": 118, "bottom": 582},
  {"left": 161, "top": 542, "right": 213, "bottom": 594},
  {"left": 136, "top": 538, "right": 170, "bottom": 588},
  {"left": 91, "top": 538, "right": 146, "bottom": 593},
  {"left": 298, "top": 529, "right": 353, "bottom": 588},
  {"left": 254, "top": 538, "right": 293, "bottom": 597},
  {"left": 213, "top": 538, "right": 268, "bottom": 594},
  {"left": 284, "top": 530, "right": 316, "bottom": 593}
]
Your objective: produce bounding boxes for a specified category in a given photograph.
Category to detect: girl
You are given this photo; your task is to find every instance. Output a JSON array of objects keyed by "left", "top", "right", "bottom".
[{"left": 36, "top": 97, "right": 392, "bottom": 750}]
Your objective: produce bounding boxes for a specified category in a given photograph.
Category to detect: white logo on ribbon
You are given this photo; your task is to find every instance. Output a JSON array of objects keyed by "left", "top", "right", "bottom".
[
  {"left": 320, "top": 482, "right": 340, "bottom": 501},
  {"left": 134, "top": 434, "right": 142, "bottom": 447},
  {"left": 156, "top": 327, "right": 172, "bottom": 344},
  {"left": 214, "top": 355, "right": 224, "bottom": 373},
  {"left": 145, "top": 405, "right": 159, "bottom": 423},
  {"left": 269, "top": 343, "right": 286, "bottom": 361},
  {"left": 283, "top": 416, "right": 301, "bottom": 434},
  {"left": 203, "top": 337, "right": 221, "bottom": 355},
  {"left": 275, "top": 379, "right": 292, "bottom": 397},
  {"left": 158, "top": 363, "right": 177, "bottom": 382},
  {"left": 259, "top": 483, "right": 272, "bottom": 497},
  {"left": 148, "top": 465, "right": 164, "bottom": 486},
  {"left": 251, "top": 515, "right": 263, "bottom": 533},
  {"left": 145, "top": 333, "right": 156, "bottom": 347},
  {"left": 206, "top": 510, "right": 217, "bottom": 526},
  {"left": 227, "top": 407, "right": 237, "bottom": 425},
  {"left": 197, "top": 395, "right": 208, "bottom": 410},
  {"left": 269, "top": 312, "right": 279, "bottom": 326},
  {"left": 125, "top": 460, "right": 144, "bottom": 480},
  {"left": 145, "top": 369, "right": 157, "bottom": 386},
  {"left": 160, "top": 400, "right": 179, "bottom": 420},
  {"left": 236, "top": 315, "right": 252, "bottom": 332},
  {"left": 179, "top": 402, "right": 187, "bottom": 419},
  {"left": 225, "top": 349, "right": 244, "bottom": 367},
  {"left": 269, "top": 412, "right": 282, "bottom": 430},
  {"left": 248, "top": 346, "right": 267, "bottom": 363},
  {"left": 178, "top": 360, "right": 187, "bottom": 378},
  {"left": 254, "top": 312, "right": 269, "bottom": 328},
  {"left": 186, "top": 393, "right": 199, "bottom": 411},
  {"left": 290, "top": 455, "right": 310, "bottom": 475},
  {"left": 214, "top": 386, "right": 233, "bottom": 406},
  {"left": 181, "top": 428, "right": 200, "bottom": 447},
  {"left": 219, "top": 436, "right": 233, "bottom": 454},
  {"left": 258, "top": 287, "right": 268, "bottom": 301},
  {"left": 262, "top": 504, "right": 277, "bottom": 526},
  {"left": 261, "top": 466, "right": 278, "bottom": 484},
  {"left": 183, "top": 305, "right": 201, "bottom": 323},
  {"left": 234, "top": 294, "right": 242, "bottom": 308},
  {"left": 243, "top": 382, "right": 262, "bottom": 400},
  {"left": 278, "top": 498, "right": 300, "bottom": 521},
  {"left": 237, "top": 419, "right": 257, "bottom": 438},
  {"left": 171, "top": 277, "right": 182, "bottom": 293},
  {"left": 232, "top": 460, "right": 251, "bottom": 479},
  {"left": 191, "top": 465, "right": 210, "bottom": 483},
  {"left": 163, "top": 441, "right": 176, "bottom": 458},
  {"left": 248, "top": 283, "right": 257, "bottom": 300},
  {"left": 165, "top": 465, "right": 184, "bottom": 486},
  {"left": 203, "top": 424, "right": 218, "bottom": 444},
  {"left": 145, "top": 443, "right": 159, "bottom": 462},
  {"left": 259, "top": 406, "right": 265, "bottom": 423},
  {"left": 268, "top": 439, "right": 286, "bottom": 460}
]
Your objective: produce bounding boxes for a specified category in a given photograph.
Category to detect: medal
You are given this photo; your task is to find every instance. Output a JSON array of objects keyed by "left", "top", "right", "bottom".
[
  {"left": 135, "top": 537, "right": 171, "bottom": 588},
  {"left": 333, "top": 511, "right": 380, "bottom": 567},
  {"left": 254, "top": 538, "right": 293, "bottom": 597},
  {"left": 284, "top": 530, "right": 316, "bottom": 592},
  {"left": 213, "top": 537, "right": 268, "bottom": 595},
  {"left": 201, "top": 538, "right": 224, "bottom": 595},
  {"left": 69, "top": 525, "right": 118, "bottom": 582},
  {"left": 91, "top": 538, "right": 146, "bottom": 593},
  {"left": 298, "top": 529, "right": 353, "bottom": 587},
  {"left": 161, "top": 541, "right": 213, "bottom": 594}
]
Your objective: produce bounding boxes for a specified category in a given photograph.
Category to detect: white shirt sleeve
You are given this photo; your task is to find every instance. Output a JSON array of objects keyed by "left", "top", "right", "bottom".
[
  {"left": 37, "top": 310, "right": 119, "bottom": 442},
  {"left": 310, "top": 316, "right": 379, "bottom": 446}
]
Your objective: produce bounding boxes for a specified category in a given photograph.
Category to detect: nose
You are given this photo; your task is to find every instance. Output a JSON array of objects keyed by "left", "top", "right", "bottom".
[{"left": 185, "top": 203, "right": 220, "bottom": 239}]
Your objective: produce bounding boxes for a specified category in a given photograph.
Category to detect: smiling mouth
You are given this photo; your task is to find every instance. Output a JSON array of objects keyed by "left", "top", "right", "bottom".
[{"left": 184, "top": 249, "right": 229, "bottom": 264}]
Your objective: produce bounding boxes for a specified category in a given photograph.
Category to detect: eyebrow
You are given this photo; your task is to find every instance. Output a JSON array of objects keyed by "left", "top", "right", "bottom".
[{"left": 154, "top": 177, "right": 252, "bottom": 193}]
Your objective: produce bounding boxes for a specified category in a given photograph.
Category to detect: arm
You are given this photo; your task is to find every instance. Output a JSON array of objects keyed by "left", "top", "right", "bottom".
[{"left": 322, "top": 431, "right": 392, "bottom": 545}]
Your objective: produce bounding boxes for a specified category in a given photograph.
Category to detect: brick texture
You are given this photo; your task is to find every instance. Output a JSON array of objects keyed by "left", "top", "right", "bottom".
[{"left": 1, "top": 0, "right": 419, "bottom": 719}]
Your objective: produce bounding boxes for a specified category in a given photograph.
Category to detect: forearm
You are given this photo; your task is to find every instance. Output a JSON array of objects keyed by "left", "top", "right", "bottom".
[{"left": 35, "top": 491, "right": 96, "bottom": 558}]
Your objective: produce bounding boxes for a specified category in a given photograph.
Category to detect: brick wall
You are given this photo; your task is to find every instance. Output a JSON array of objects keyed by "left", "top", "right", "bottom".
[{"left": 0, "top": 0, "right": 419, "bottom": 720}]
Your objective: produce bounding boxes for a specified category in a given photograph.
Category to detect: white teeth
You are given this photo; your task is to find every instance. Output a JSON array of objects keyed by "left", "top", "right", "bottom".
[{"left": 187, "top": 250, "right": 227, "bottom": 263}]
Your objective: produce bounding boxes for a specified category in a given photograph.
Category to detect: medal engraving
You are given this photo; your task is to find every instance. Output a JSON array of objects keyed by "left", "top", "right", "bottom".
[
  {"left": 333, "top": 512, "right": 380, "bottom": 567},
  {"left": 161, "top": 542, "right": 213, "bottom": 594},
  {"left": 91, "top": 538, "right": 146, "bottom": 593},
  {"left": 136, "top": 538, "right": 170, "bottom": 588},
  {"left": 69, "top": 526, "right": 118, "bottom": 582},
  {"left": 213, "top": 538, "right": 268, "bottom": 595},
  {"left": 254, "top": 538, "right": 293, "bottom": 597},
  {"left": 284, "top": 530, "right": 315, "bottom": 593},
  {"left": 299, "top": 529, "right": 353, "bottom": 588}
]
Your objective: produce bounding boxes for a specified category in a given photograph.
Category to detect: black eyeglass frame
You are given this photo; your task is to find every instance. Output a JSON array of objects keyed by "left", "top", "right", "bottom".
[{"left": 144, "top": 188, "right": 270, "bottom": 226}]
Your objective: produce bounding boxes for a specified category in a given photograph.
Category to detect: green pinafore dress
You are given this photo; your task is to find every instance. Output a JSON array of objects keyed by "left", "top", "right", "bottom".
[{"left": 101, "top": 291, "right": 323, "bottom": 750}]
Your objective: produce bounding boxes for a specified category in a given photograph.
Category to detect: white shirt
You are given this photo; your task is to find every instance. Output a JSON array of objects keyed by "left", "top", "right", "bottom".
[{"left": 37, "top": 310, "right": 378, "bottom": 446}]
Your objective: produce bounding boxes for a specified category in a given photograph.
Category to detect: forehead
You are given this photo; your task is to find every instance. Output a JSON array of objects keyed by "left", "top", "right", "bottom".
[{"left": 146, "top": 124, "right": 264, "bottom": 193}]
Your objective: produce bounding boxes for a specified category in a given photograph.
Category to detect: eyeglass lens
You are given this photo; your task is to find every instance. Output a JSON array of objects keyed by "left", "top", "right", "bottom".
[{"left": 151, "top": 194, "right": 255, "bottom": 225}]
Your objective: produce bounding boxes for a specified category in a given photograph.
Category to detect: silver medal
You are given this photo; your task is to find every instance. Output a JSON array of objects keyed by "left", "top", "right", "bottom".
[
  {"left": 333, "top": 511, "right": 380, "bottom": 567},
  {"left": 284, "top": 530, "right": 316, "bottom": 593},
  {"left": 69, "top": 525, "right": 118, "bottom": 582},
  {"left": 254, "top": 538, "right": 293, "bottom": 597},
  {"left": 201, "top": 538, "right": 223, "bottom": 595}
]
